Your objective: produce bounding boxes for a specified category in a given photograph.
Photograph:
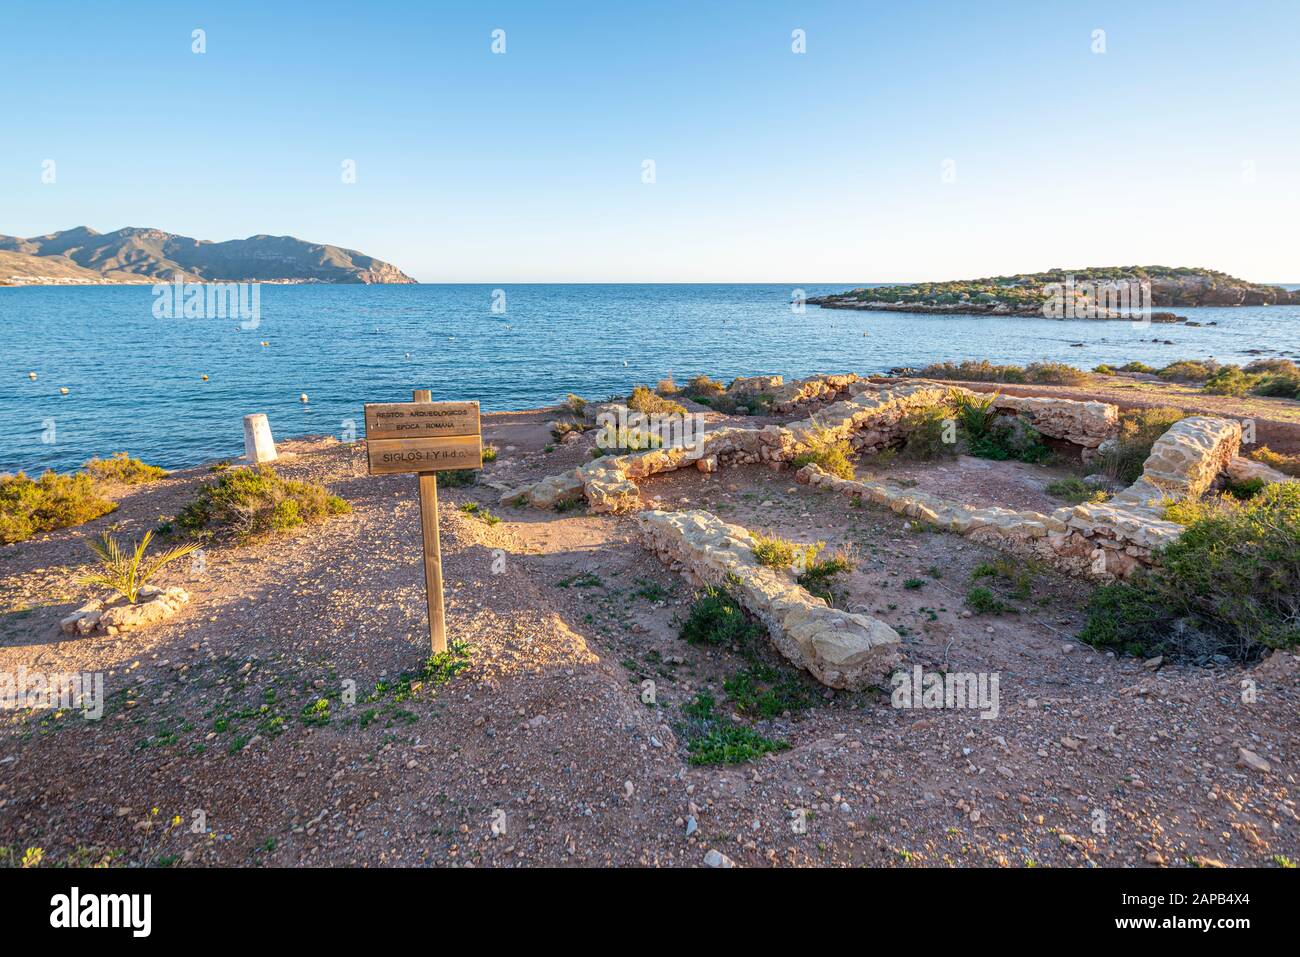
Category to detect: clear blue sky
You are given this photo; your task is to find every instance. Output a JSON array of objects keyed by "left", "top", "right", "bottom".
[{"left": 2, "top": 0, "right": 1297, "bottom": 282}]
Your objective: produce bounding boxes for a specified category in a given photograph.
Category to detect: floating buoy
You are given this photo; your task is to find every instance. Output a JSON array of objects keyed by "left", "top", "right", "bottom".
[
  {"left": 201, "top": 374, "right": 209, "bottom": 381},
  {"left": 260, "top": 341, "right": 269, "bottom": 347},
  {"left": 59, "top": 386, "right": 69, "bottom": 395},
  {"left": 27, "top": 371, "right": 37, "bottom": 380},
  {"left": 300, "top": 393, "right": 309, "bottom": 403}
]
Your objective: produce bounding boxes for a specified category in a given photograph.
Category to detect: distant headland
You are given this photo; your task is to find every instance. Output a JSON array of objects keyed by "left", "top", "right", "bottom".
[
  {"left": 0, "top": 226, "right": 416, "bottom": 286},
  {"left": 809, "top": 266, "right": 1300, "bottom": 320}
]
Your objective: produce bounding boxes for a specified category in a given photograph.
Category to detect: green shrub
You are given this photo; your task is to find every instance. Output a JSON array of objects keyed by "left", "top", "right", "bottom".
[
  {"left": 1080, "top": 483, "right": 1300, "bottom": 660},
  {"left": 1093, "top": 364, "right": 1116, "bottom": 375},
  {"left": 796, "top": 548, "right": 854, "bottom": 604},
  {"left": 0, "top": 471, "right": 118, "bottom": 544},
  {"left": 1095, "top": 406, "right": 1184, "bottom": 484},
  {"left": 562, "top": 394, "right": 587, "bottom": 416},
  {"left": 723, "top": 664, "right": 815, "bottom": 717},
  {"left": 1024, "top": 361, "right": 1089, "bottom": 385},
  {"left": 176, "top": 466, "right": 350, "bottom": 539},
  {"left": 966, "top": 586, "right": 1016, "bottom": 615},
  {"left": 591, "top": 426, "right": 662, "bottom": 457},
  {"left": 82, "top": 452, "right": 167, "bottom": 484},
  {"left": 1046, "top": 476, "right": 1108, "bottom": 504},
  {"left": 1078, "top": 581, "right": 1172, "bottom": 657},
  {"left": 686, "top": 723, "right": 789, "bottom": 765},
  {"left": 918, "top": 360, "right": 1027, "bottom": 383},
  {"left": 1224, "top": 476, "right": 1266, "bottom": 500},
  {"left": 679, "top": 691, "right": 789, "bottom": 765},
  {"left": 438, "top": 468, "right": 478, "bottom": 488},
  {"left": 458, "top": 502, "right": 501, "bottom": 525},
  {"left": 627, "top": 385, "right": 686, "bottom": 416},
  {"left": 790, "top": 422, "right": 855, "bottom": 479},
  {"left": 751, "top": 532, "right": 805, "bottom": 568},
  {"left": 1119, "top": 361, "right": 1158, "bottom": 374},
  {"left": 1158, "top": 359, "right": 1217, "bottom": 382},
  {"left": 683, "top": 374, "right": 726, "bottom": 398},
  {"left": 1202, "top": 366, "right": 1260, "bottom": 396},
  {"left": 1244, "top": 358, "right": 1300, "bottom": 377},
  {"left": 1251, "top": 374, "right": 1300, "bottom": 399},
  {"left": 680, "top": 583, "right": 763, "bottom": 646},
  {"left": 900, "top": 405, "right": 958, "bottom": 460}
]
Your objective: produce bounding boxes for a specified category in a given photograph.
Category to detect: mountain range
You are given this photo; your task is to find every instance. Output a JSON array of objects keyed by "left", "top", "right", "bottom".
[{"left": 0, "top": 226, "right": 416, "bottom": 285}]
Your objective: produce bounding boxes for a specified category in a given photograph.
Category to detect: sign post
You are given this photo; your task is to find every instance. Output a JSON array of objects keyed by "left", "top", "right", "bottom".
[{"left": 364, "top": 390, "right": 482, "bottom": 654}]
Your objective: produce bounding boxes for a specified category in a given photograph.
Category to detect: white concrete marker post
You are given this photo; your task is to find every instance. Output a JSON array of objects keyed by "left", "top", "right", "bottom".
[{"left": 243, "top": 413, "right": 278, "bottom": 463}]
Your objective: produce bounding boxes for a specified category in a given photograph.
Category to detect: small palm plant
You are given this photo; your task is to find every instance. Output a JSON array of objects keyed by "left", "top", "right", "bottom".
[
  {"left": 77, "top": 530, "right": 200, "bottom": 603},
  {"left": 952, "top": 390, "right": 999, "bottom": 441}
]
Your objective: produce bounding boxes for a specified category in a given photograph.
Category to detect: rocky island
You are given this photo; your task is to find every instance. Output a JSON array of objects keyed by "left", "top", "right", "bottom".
[
  {"left": 810, "top": 266, "right": 1299, "bottom": 319},
  {"left": 0, "top": 226, "right": 416, "bottom": 285}
]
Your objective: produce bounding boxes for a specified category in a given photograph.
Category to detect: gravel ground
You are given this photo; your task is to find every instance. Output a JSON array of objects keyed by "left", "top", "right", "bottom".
[{"left": 1, "top": 409, "right": 1296, "bottom": 868}]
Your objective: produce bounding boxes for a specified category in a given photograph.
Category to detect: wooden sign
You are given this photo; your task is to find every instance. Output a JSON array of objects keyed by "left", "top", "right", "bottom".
[
  {"left": 364, "top": 400, "right": 480, "bottom": 440},
  {"left": 364, "top": 392, "right": 483, "bottom": 653},
  {"left": 366, "top": 434, "right": 483, "bottom": 475}
]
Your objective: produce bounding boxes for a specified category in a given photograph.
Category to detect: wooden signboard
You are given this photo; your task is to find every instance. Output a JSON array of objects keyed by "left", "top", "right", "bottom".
[{"left": 364, "top": 392, "right": 483, "bottom": 653}]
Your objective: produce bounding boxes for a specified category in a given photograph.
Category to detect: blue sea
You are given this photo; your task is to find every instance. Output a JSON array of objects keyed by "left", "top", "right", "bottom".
[{"left": 2, "top": 283, "right": 1298, "bottom": 474}]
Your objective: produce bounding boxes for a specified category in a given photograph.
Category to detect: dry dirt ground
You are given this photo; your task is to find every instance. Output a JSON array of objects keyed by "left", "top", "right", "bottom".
[{"left": 1, "top": 407, "right": 1297, "bottom": 869}]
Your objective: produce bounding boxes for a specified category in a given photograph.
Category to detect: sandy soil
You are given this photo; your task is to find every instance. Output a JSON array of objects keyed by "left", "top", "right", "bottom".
[{"left": 1, "top": 408, "right": 1296, "bottom": 869}]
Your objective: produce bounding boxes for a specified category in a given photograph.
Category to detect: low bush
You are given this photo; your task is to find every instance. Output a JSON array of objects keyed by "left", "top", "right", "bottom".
[
  {"left": 627, "top": 385, "right": 686, "bottom": 417},
  {"left": 82, "top": 452, "right": 168, "bottom": 485},
  {"left": 0, "top": 471, "right": 118, "bottom": 545},
  {"left": 438, "top": 469, "right": 478, "bottom": 488},
  {"left": 1250, "top": 446, "right": 1300, "bottom": 477},
  {"left": 966, "top": 586, "right": 1016, "bottom": 615},
  {"left": 899, "top": 405, "right": 958, "bottom": 460},
  {"left": 1251, "top": 374, "right": 1300, "bottom": 399},
  {"left": 1046, "top": 476, "right": 1108, "bottom": 504},
  {"left": 591, "top": 426, "right": 662, "bottom": 457},
  {"left": 680, "top": 583, "right": 763, "bottom": 646},
  {"left": 1094, "top": 406, "right": 1184, "bottom": 484},
  {"left": 1023, "top": 361, "right": 1089, "bottom": 385},
  {"left": 1119, "top": 361, "right": 1158, "bottom": 374},
  {"left": 1157, "top": 359, "right": 1217, "bottom": 383},
  {"left": 1080, "top": 483, "right": 1300, "bottom": 660},
  {"left": 950, "top": 392, "right": 1049, "bottom": 463},
  {"left": 1202, "top": 366, "right": 1259, "bottom": 397},
  {"left": 682, "top": 693, "right": 789, "bottom": 765},
  {"left": 682, "top": 374, "right": 726, "bottom": 398},
  {"left": 750, "top": 532, "right": 813, "bottom": 569},
  {"left": 1244, "top": 358, "right": 1300, "bottom": 377},
  {"left": 918, "top": 359, "right": 1027, "bottom": 383},
  {"left": 723, "top": 664, "right": 815, "bottom": 718},
  {"left": 795, "top": 547, "right": 854, "bottom": 603},
  {"left": 790, "top": 422, "right": 855, "bottom": 479},
  {"left": 176, "top": 466, "right": 350, "bottom": 539}
]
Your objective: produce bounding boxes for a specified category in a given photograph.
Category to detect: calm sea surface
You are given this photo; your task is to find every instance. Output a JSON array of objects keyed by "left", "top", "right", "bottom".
[{"left": 2, "top": 283, "right": 1297, "bottom": 473}]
